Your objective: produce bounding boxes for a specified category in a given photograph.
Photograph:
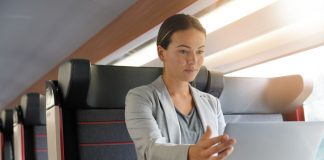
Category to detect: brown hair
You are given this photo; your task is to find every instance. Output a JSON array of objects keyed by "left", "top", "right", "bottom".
[{"left": 157, "top": 14, "right": 206, "bottom": 49}]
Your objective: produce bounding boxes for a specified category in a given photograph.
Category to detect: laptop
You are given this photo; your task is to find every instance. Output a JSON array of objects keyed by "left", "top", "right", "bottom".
[{"left": 224, "top": 122, "right": 324, "bottom": 160}]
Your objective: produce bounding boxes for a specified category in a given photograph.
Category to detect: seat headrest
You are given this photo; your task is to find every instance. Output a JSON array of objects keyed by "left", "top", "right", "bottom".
[
  {"left": 58, "top": 59, "right": 90, "bottom": 107},
  {"left": 191, "top": 66, "right": 208, "bottom": 92},
  {"left": 1, "top": 109, "right": 13, "bottom": 135},
  {"left": 264, "top": 75, "right": 313, "bottom": 112},
  {"left": 20, "top": 93, "right": 46, "bottom": 125},
  {"left": 87, "top": 65, "right": 163, "bottom": 108},
  {"left": 220, "top": 75, "right": 313, "bottom": 114},
  {"left": 206, "top": 70, "right": 224, "bottom": 98}
]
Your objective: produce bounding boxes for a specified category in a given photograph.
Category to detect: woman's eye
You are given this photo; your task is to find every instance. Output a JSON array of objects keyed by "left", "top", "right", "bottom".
[
  {"left": 179, "top": 50, "right": 189, "bottom": 54},
  {"left": 197, "top": 50, "right": 205, "bottom": 54}
]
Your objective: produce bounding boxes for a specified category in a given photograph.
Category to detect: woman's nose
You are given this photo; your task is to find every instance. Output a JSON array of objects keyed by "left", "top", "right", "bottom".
[{"left": 188, "top": 53, "right": 197, "bottom": 64}]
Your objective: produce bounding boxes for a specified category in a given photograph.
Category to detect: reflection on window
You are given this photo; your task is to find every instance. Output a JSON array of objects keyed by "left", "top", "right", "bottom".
[{"left": 226, "top": 45, "right": 324, "bottom": 121}]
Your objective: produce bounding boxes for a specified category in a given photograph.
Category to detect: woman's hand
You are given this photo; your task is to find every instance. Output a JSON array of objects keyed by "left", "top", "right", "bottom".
[{"left": 188, "top": 126, "right": 236, "bottom": 160}]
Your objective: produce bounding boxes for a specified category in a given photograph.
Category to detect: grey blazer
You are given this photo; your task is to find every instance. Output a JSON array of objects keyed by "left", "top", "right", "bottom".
[{"left": 125, "top": 76, "right": 226, "bottom": 160}]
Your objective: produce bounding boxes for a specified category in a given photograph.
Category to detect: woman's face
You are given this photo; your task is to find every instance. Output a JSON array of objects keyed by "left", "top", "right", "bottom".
[{"left": 158, "top": 28, "right": 205, "bottom": 82}]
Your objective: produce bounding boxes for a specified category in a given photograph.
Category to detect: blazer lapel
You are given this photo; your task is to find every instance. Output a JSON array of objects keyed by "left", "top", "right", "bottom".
[
  {"left": 190, "top": 86, "right": 208, "bottom": 131},
  {"left": 152, "top": 76, "right": 181, "bottom": 143},
  {"left": 190, "top": 86, "right": 219, "bottom": 137}
]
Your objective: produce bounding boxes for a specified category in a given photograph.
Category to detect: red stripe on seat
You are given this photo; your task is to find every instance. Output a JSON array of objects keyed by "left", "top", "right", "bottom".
[
  {"left": 79, "top": 141, "right": 133, "bottom": 147},
  {"left": 21, "top": 124, "right": 25, "bottom": 160},
  {"left": 1, "top": 133, "right": 4, "bottom": 160},
  {"left": 59, "top": 107, "right": 65, "bottom": 160},
  {"left": 78, "top": 120, "right": 125, "bottom": 125}
]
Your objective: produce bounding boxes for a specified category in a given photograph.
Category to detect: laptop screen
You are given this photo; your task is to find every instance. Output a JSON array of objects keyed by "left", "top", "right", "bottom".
[{"left": 224, "top": 122, "right": 324, "bottom": 160}]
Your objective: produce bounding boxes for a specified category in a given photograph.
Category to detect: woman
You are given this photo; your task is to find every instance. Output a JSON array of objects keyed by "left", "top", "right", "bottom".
[{"left": 125, "top": 14, "right": 235, "bottom": 160}]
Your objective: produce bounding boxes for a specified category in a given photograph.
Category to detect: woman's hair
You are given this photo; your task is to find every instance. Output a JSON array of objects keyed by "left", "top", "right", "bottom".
[{"left": 157, "top": 14, "right": 206, "bottom": 49}]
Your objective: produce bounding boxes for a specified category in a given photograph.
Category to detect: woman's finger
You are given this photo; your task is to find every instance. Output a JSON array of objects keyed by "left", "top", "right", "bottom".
[
  {"left": 200, "top": 135, "right": 224, "bottom": 149},
  {"left": 217, "top": 146, "right": 234, "bottom": 159},
  {"left": 209, "top": 147, "right": 234, "bottom": 160},
  {"left": 199, "top": 126, "right": 212, "bottom": 142},
  {"left": 204, "top": 138, "right": 235, "bottom": 157}
]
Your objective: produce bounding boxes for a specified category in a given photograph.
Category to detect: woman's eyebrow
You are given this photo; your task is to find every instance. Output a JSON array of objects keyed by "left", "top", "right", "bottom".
[
  {"left": 198, "top": 45, "right": 205, "bottom": 49},
  {"left": 176, "top": 44, "right": 190, "bottom": 48},
  {"left": 176, "top": 45, "right": 205, "bottom": 49}
]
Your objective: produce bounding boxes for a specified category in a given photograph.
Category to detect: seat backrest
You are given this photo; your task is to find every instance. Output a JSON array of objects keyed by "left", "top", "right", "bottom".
[
  {"left": 13, "top": 93, "right": 47, "bottom": 160},
  {"left": 219, "top": 75, "right": 313, "bottom": 122},
  {"left": 1, "top": 110, "right": 13, "bottom": 160},
  {"left": 45, "top": 59, "right": 219, "bottom": 160}
]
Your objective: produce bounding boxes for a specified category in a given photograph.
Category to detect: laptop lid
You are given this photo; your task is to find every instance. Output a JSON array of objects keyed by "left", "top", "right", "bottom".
[{"left": 224, "top": 122, "right": 324, "bottom": 160}]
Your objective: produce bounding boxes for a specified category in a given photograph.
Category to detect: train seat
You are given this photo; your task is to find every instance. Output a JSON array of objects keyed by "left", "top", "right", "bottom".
[
  {"left": 219, "top": 75, "right": 313, "bottom": 123},
  {"left": 45, "top": 59, "right": 217, "bottom": 160},
  {"left": 46, "top": 59, "right": 144, "bottom": 160},
  {"left": 13, "top": 93, "right": 47, "bottom": 160},
  {"left": 1, "top": 110, "right": 14, "bottom": 160}
]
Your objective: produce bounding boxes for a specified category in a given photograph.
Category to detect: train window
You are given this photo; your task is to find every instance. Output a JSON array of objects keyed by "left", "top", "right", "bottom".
[
  {"left": 112, "top": 39, "right": 157, "bottom": 66},
  {"left": 198, "top": 0, "right": 276, "bottom": 34},
  {"left": 105, "top": 0, "right": 277, "bottom": 66},
  {"left": 227, "top": 45, "right": 324, "bottom": 122}
]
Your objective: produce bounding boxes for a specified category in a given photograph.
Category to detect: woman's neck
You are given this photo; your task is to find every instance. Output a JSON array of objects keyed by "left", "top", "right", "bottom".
[{"left": 162, "top": 74, "right": 190, "bottom": 97}]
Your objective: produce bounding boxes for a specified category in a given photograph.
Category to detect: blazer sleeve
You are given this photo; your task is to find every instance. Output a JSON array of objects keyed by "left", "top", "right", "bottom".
[{"left": 125, "top": 87, "right": 190, "bottom": 160}]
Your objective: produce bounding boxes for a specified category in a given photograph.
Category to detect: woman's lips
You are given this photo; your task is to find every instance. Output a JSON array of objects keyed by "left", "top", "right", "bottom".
[{"left": 184, "top": 69, "right": 198, "bottom": 72}]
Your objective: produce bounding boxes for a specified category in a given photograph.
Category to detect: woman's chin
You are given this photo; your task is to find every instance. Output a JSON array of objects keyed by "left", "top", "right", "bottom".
[{"left": 183, "top": 75, "right": 198, "bottom": 82}]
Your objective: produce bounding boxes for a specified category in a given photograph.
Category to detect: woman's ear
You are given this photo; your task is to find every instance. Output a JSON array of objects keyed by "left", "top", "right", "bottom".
[{"left": 157, "top": 45, "right": 166, "bottom": 62}]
